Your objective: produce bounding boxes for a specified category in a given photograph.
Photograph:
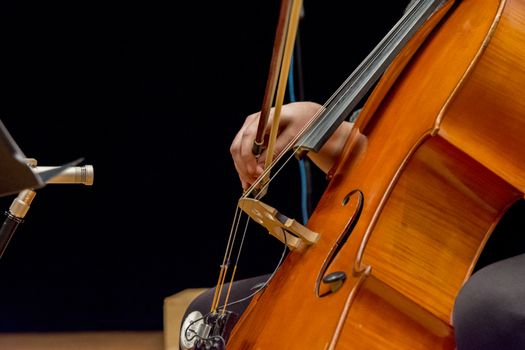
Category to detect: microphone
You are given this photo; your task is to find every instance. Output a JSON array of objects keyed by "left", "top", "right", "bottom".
[
  {"left": 36, "top": 165, "right": 94, "bottom": 185},
  {"left": 1, "top": 164, "right": 94, "bottom": 259}
]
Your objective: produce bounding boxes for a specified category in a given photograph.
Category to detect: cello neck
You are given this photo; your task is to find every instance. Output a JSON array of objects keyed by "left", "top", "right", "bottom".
[{"left": 294, "top": 0, "right": 452, "bottom": 157}]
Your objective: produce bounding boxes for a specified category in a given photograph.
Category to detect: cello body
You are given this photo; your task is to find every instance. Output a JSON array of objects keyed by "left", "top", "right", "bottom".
[{"left": 227, "top": 0, "right": 525, "bottom": 348}]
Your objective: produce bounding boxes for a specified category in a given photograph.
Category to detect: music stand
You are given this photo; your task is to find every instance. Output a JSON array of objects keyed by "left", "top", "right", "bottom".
[{"left": 0, "top": 120, "right": 45, "bottom": 197}]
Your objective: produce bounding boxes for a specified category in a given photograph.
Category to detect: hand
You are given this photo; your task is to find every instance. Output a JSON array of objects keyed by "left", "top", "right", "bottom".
[{"left": 230, "top": 101, "right": 322, "bottom": 190}]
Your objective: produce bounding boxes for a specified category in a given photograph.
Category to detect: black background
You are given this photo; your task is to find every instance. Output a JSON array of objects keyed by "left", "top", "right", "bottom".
[{"left": 0, "top": 1, "right": 415, "bottom": 332}]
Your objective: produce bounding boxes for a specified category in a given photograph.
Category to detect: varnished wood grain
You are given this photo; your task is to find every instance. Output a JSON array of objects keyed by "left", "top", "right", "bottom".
[{"left": 227, "top": 0, "right": 525, "bottom": 348}]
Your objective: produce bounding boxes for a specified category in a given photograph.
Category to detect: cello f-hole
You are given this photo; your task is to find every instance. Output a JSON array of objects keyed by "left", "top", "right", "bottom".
[{"left": 316, "top": 189, "right": 363, "bottom": 297}]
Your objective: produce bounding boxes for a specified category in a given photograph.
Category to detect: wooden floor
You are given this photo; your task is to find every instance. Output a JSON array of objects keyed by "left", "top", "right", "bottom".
[
  {"left": 0, "top": 331, "right": 164, "bottom": 350},
  {"left": 0, "top": 288, "right": 207, "bottom": 350}
]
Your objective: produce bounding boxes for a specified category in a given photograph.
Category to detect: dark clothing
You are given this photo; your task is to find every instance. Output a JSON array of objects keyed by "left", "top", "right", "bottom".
[{"left": 453, "top": 253, "right": 525, "bottom": 350}]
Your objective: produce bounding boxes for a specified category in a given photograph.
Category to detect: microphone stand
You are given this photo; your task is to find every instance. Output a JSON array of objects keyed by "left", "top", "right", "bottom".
[{"left": 0, "top": 189, "right": 36, "bottom": 258}]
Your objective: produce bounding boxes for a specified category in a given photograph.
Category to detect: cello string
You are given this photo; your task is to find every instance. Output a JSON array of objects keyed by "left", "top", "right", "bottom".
[
  {"left": 218, "top": 234, "right": 288, "bottom": 311},
  {"left": 206, "top": 0, "right": 440, "bottom": 327},
  {"left": 209, "top": 3, "right": 303, "bottom": 316},
  {"left": 212, "top": 0, "right": 297, "bottom": 305},
  {"left": 215, "top": 0, "right": 302, "bottom": 312},
  {"left": 211, "top": 0, "right": 394, "bottom": 312},
  {"left": 219, "top": 215, "right": 251, "bottom": 314},
  {"left": 211, "top": 0, "right": 429, "bottom": 315},
  {"left": 210, "top": 204, "right": 245, "bottom": 312}
]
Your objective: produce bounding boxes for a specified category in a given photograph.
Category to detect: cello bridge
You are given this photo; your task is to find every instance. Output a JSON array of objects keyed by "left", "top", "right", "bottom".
[{"left": 238, "top": 198, "right": 319, "bottom": 250}]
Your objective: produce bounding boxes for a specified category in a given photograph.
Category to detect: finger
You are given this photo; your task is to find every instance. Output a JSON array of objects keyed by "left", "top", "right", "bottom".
[{"left": 230, "top": 113, "right": 263, "bottom": 186}]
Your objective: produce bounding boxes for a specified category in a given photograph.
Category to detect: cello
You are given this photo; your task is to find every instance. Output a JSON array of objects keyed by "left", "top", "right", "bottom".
[{"left": 212, "top": 0, "right": 525, "bottom": 348}]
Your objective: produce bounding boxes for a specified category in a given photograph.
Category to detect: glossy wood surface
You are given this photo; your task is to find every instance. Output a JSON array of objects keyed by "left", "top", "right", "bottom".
[
  {"left": 227, "top": 0, "right": 525, "bottom": 348},
  {"left": 338, "top": 274, "right": 455, "bottom": 349},
  {"left": 439, "top": 0, "right": 525, "bottom": 191}
]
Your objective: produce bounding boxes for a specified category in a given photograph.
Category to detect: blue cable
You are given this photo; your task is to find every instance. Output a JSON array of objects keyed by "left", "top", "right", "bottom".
[
  {"left": 288, "top": 55, "right": 309, "bottom": 225},
  {"left": 288, "top": 57, "right": 297, "bottom": 104}
]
